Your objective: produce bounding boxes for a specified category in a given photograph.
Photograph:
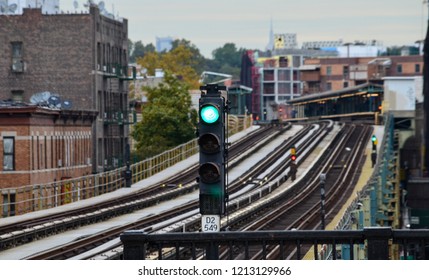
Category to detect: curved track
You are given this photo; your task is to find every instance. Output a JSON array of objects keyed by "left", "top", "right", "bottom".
[
  {"left": 67, "top": 122, "right": 333, "bottom": 260},
  {"left": 221, "top": 124, "right": 372, "bottom": 260},
  {"left": 19, "top": 123, "right": 325, "bottom": 259},
  {"left": 1, "top": 122, "right": 371, "bottom": 260},
  {"left": 0, "top": 124, "right": 286, "bottom": 256}
]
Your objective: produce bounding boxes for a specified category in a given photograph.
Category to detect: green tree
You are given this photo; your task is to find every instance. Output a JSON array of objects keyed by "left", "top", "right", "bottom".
[
  {"left": 381, "top": 46, "right": 420, "bottom": 56},
  {"left": 171, "top": 39, "right": 206, "bottom": 74},
  {"left": 129, "top": 40, "right": 156, "bottom": 63},
  {"left": 212, "top": 43, "right": 243, "bottom": 67},
  {"left": 132, "top": 72, "right": 197, "bottom": 159},
  {"left": 137, "top": 43, "right": 200, "bottom": 89},
  {"left": 209, "top": 43, "right": 246, "bottom": 79}
]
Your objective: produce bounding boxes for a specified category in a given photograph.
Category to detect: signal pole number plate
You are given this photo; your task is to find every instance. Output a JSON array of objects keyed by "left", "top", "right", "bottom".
[{"left": 202, "top": 215, "right": 220, "bottom": 232}]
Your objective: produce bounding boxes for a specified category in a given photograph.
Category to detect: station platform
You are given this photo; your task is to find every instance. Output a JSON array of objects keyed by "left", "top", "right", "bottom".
[
  {"left": 323, "top": 125, "right": 385, "bottom": 231},
  {"left": 302, "top": 124, "right": 384, "bottom": 259}
]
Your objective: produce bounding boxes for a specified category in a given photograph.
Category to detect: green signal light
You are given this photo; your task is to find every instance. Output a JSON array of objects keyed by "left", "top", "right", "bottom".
[{"left": 200, "top": 105, "right": 220, "bottom": 124}]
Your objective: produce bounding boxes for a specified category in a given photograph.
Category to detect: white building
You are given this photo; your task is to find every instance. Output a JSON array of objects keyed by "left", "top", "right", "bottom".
[
  {"left": 302, "top": 39, "right": 386, "bottom": 58},
  {"left": 156, "top": 37, "right": 174, "bottom": 52},
  {"left": 383, "top": 76, "right": 423, "bottom": 113}
]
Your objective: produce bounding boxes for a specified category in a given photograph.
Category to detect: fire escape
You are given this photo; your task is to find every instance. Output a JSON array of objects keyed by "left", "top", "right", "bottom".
[
  {"left": 249, "top": 51, "right": 261, "bottom": 119},
  {"left": 103, "top": 64, "right": 136, "bottom": 170}
]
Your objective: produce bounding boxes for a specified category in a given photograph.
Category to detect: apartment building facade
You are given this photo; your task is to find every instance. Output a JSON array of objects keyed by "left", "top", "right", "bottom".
[
  {"left": 0, "top": 6, "right": 131, "bottom": 173},
  {"left": 0, "top": 104, "right": 96, "bottom": 216},
  {"left": 258, "top": 55, "right": 303, "bottom": 121},
  {"left": 301, "top": 56, "right": 424, "bottom": 94}
]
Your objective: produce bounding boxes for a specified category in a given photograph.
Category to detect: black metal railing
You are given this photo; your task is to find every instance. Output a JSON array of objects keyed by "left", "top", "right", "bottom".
[{"left": 120, "top": 228, "right": 429, "bottom": 260}]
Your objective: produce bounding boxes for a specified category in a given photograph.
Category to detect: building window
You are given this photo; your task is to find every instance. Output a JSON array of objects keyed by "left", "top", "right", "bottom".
[
  {"left": 415, "top": 64, "right": 421, "bottom": 73},
  {"left": 3, "top": 137, "right": 15, "bottom": 171},
  {"left": 343, "top": 81, "right": 349, "bottom": 88},
  {"left": 343, "top": 66, "right": 349, "bottom": 79},
  {"left": 11, "top": 90, "right": 24, "bottom": 102},
  {"left": 326, "top": 83, "right": 332, "bottom": 91},
  {"left": 327, "top": 66, "right": 332, "bottom": 76},
  {"left": 397, "top": 64, "right": 402, "bottom": 73},
  {"left": 11, "top": 42, "right": 24, "bottom": 72}
]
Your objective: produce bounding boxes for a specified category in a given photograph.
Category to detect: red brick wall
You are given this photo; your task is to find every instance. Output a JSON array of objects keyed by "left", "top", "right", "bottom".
[
  {"left": 0, "top": 9, "right": 94, "bottom": 109},
  {"left": 304, "top": 56, "right": 423, "bottom": 92},
  {"left": 0, "top": 8, "right": 130, "bottom": 174},
  {"left": 0, "top": 108, "right": 94, "bottom": 190}
]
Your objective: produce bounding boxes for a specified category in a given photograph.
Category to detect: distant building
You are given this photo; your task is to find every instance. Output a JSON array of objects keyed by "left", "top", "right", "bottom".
[
  {"left": 156, "top": 36, "right": 174, "bottom": 52},
  {"left": 300, "top": 55, "right": 423, "bottom": 94},
  {"left": 383, "top": 76, "right": 423, "bottom": 114},
  {"left": 265, "top": 20, "right": 274, "bottom": 51},
  {"left": 241, "top": 47, "right": 423, "bottom": 121},
  {"left": 301, "top": 39, "right": 345, "bottom": 49},
  {"left": 302, "top": 39, "right": 386, "bottom": 58},
  {"left": 274, "top": 33, "right": 298, "bottom": 50},
  {"left": 246, "top": 53, "right": 303, "bottom": 121},
  {"left": 0, "top": 6, "right": 131, "bottom": 173}
]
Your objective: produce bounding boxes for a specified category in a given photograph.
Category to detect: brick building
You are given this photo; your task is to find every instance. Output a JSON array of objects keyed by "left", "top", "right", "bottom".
[
  {"left": 0, "top": 6, "right": 131, "bottom": 173},
  {"left": 0, "top": 103, "right": 97, "bottom": 216},
  {"left": 300, "top": 55, "right": 424, "bottom": 94},
  {"left": 254, "top": 55, "right": 303, "bottom": 121}
]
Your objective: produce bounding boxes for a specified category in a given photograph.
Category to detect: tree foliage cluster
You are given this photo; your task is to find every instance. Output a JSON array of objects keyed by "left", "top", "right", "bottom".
[
  {"left": 129, "top": 38, "right": 246, "bottom": 160},
  {"left": 128, "top": 38, "right": 422, "bottom": 161},
  {"left": 380, "top": 46, "right": 420, "bottom": 56},
  {"left": 131, "top": 72, "right": 197, "bottom": 160},
  {"left": 129, "top": 39, "right": 246, "bottom": 85}
]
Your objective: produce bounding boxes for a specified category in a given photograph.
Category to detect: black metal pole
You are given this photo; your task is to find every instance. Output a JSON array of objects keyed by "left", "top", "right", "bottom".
[
  {"left": 423, "top": 18, "right": 429, "bottom": 170},
  {"left": 124, "top": 143, "right": 132, "bottom": 187},
  {"left": 320, "top": 174, "right": 326, "bottom": 230},
  {"left": 206, "top": 243, "right": 219, "bottom": 260}
]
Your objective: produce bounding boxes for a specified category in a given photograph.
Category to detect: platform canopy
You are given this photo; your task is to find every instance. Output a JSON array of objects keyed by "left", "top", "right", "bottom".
[{"left": 287, "top": 82, "right": 383, "bottom": 106}]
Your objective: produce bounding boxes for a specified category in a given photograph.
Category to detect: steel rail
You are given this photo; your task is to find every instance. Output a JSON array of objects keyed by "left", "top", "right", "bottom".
[
  {"left": 24, "top": 124, "right": 313, "bottom": 259},
  {"left": 237, "top": 125, "right": 371, "bottom": 260},
  {"left": 0, "top": 125, "right": 285, "bottom": 251}
]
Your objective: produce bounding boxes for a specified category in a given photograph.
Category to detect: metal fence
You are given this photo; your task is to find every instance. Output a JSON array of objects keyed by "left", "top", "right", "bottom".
[
  {"left": 327, "top": 113, "right": 401, "bottom": 259},
  {"left": 120, "top": 113, "right": 420, "bottom": 261},
  {"left": 121, "top": 227, "right": 429, "bottom": 260}
]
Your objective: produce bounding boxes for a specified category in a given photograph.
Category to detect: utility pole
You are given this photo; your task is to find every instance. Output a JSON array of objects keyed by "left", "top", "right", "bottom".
[{"left": 423, "top": 0, "right": 429, "bottom": 174}]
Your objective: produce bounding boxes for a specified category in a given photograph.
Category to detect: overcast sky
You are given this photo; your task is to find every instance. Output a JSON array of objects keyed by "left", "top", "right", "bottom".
[{"left": 63, "top": 0, "right": 427, "bottom": 58}]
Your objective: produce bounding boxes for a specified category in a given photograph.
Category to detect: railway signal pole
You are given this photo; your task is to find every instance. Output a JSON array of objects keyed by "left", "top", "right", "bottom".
[
  {"left": 197, "top": 84, "right": 227, "bottom": 260},
  {"left": 289, "top": 146, "right": 297, "bottom": 181},
  {"left": 371, "top": 135, "right": 377, "bottom": 168},
  {"left": 198, "top": 84, "right": 226, "bottom": 217}
]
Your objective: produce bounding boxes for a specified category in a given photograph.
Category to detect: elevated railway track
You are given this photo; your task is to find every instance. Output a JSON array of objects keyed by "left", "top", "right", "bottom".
[
  {"left": 0, "top": 121, "right": 374, "bottom": 260},
  {"left": 20, "top": 123, "right": 320, "bottom": 259},
  {"left": 0, "top": 123, "right": 289, "bottom": 257}
]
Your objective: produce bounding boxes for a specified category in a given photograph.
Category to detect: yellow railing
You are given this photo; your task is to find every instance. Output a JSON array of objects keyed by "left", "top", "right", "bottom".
[{"left": 1, "top": 114, "right": 252, "bottom": 218}]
